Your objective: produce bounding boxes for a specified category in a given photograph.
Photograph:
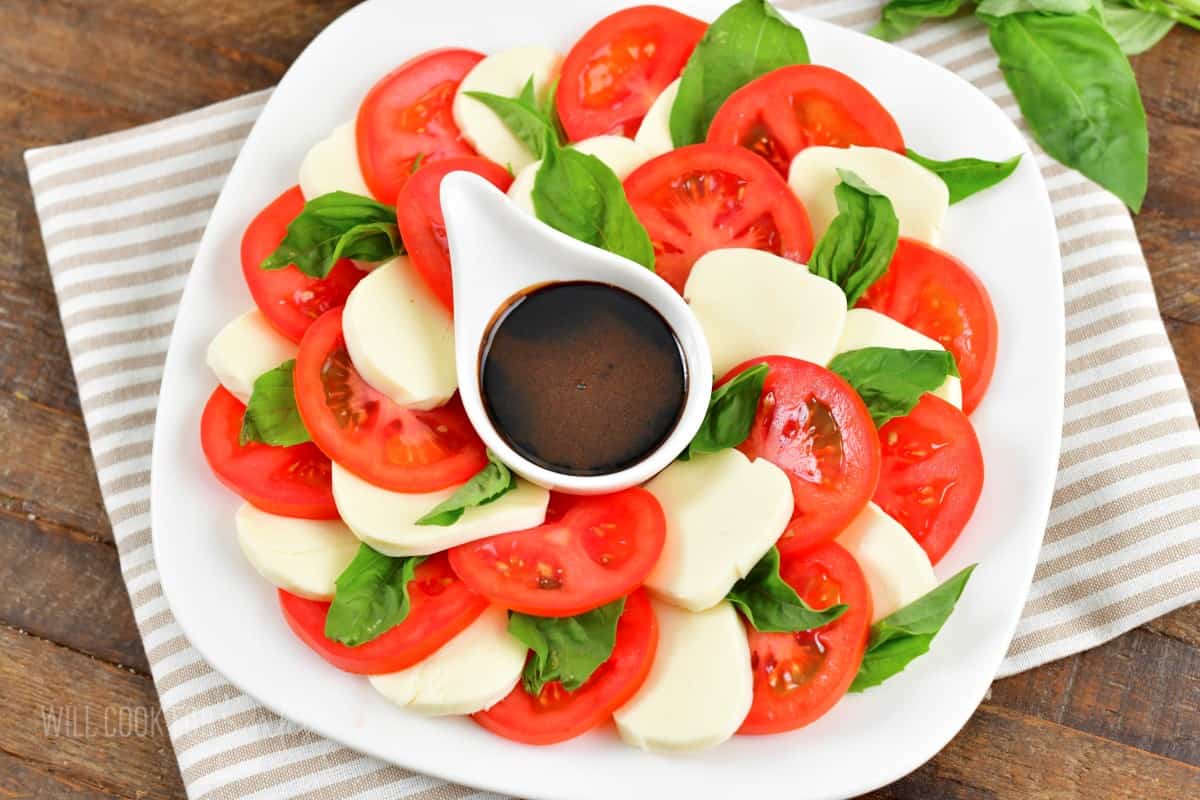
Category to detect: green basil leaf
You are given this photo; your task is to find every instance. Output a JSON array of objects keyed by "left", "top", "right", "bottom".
[
  {"left": 415, "top": 450, "right": 516, "bottom": 526},
  {"left": 531, "top": 146, "right": 655, "bottom": 269},
  {"left": 508, "top": 598, "right": 625, "bottom": 696},
  {"left": 324, "top": 547, "right": 426, "bottom": 647},
  {"left": 728, "top": 547, "right": 848, "bottom": 632},
  {"left": 850, "top": 564, "right": 975, "bottom": 692},
  {"left": 977, "top": 0, "right": 1093, "bottom": 15},
  {"left": 905, "top": 149, "right": 1022, "bottom": 204},
  {"left": 871, "top": 0, "right": 965, "bottom": 41},
  {"left": 1100, "top": 1, "right": 1176, "bottom": 54},
  {"left": 682, "top": 362, "right": 768, "bottom": 460},
  {"left": 669, "top": 0, "right": 810, "bottom": 146},
  {"left": 239, "top": 360, "right": 310, "bottom": 447},
  {"left": 464, "top": 76, "right": 561, "bottom": 160},
  {"left": 260, "top": 191, "right": 402, "bottom": 278},
  {"left": 829, "top": 348, "right": 960, "bottom": 427},
  {"left": 810, "top": 170, "right": 899, "bottom": 307},
  {"left": 984, "top": 12, "right": 1148, "bottom": 212}
]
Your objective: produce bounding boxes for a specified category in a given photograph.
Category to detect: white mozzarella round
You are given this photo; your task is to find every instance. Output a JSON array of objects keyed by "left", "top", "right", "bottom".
[
  {"left": 331, "top": 463, "right": 549, "bottom": 557},
  {"left": 613, "top": 600, "right": 752, "bottom": 752},
  {"left": 788, "top": 145, "right": 949, "bottom": 244},
  {"left": 644, "top": 449, "right": 793, "bottom": 612},
  {"left": 368, "top": 605, "right": 526, "bottom": 716},
  {"left": 684, "top": 248, "right": 848, "bottom": 378},
  {"left": 836, "top": 502, "right": 937, "bottom": 622},
  {"left": 341, "top": 256, "right": 456, "bottom": 411},
  {"left": 205, "top": 309, "right": 297, "bottom": 403},
  {"left": 453, "top": 46, "right": 562, "bottom": 173},
  {"left": 234, "top": 503, "right": 359, "bottom": 601},
  {"left": 299, "top": 121, "right": 371, "bottom": 201},
  {"left": 508, "top": 135, "right": 651, "bottom": 215},
  {"left": 833, "top": 308, "right": 962, "bottom": 408},
  {"left": 634, "top": 78, "right": 680, "bottom": 158}
]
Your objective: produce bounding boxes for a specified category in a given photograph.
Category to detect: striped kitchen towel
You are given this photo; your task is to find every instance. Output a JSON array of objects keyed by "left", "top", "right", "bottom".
[{"left": 23, "top": 2, "right": 1200, "bottom": 797}]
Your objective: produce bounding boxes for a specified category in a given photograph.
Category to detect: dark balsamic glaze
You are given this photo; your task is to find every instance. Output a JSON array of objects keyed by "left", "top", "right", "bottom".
[{"left": 480, "top": 281, "right": 687, "bottom": 476}]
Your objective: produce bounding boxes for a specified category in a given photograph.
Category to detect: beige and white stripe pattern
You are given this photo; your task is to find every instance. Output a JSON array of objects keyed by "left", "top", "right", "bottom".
[{"left": 23, "top": 2, "right": 1200, "bottom": 796}]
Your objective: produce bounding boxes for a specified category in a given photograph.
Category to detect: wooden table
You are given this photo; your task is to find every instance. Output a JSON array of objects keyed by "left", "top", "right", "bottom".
[{"left": 0, "top": 2, "right": 1196, "bottom": 797}]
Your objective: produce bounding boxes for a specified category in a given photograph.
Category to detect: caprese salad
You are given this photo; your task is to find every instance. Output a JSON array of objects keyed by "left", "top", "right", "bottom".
[{"left": 200, "top": 0, "right": 1012, "bottom": 752}]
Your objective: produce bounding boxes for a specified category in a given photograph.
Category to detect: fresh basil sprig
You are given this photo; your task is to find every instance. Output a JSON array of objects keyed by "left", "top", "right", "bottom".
[
  {"left": 871, "top": 0, "right": 966, "bottom": 41},
  {"left": 669, "top": 0, "right": 810, "bottom": 147},
  {"left": 239, "top": 360, "right": 310, "bottom": 447},
  {"left": 464, "top": 76, "right": 563, "bottom": 161},
  {"left": 508, "top": 598, "right": 625, "bottom": 696},
  {"left": 260, "top": 191, "right": 403, "bottom": 278},
  {"left": 681, "top": 362, "right": 768, "bottom": 460},
  {"left": 728, "top": 547, "right": 848, "bottom": 633},
  {"left": 324, "top": 546, "right": 426, "bottom": 647},
  {"left": 416, "top": 450, "right": 516, "bottom": 527},
  {"left": 906, "top": 149, "right": 1022, "bottom": 205},
  {"left": 829, "top": 348, "right": 960, "bottom": 428},
  {"left": 810, "top": 170, "right": 899, "bottom": 307},
  {"left": 850, "top": 565, "right": 975, "bottom": 692}
]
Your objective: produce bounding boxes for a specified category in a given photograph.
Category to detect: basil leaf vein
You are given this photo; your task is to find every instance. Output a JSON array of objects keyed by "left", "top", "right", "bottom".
[
  {"left": 906, "top": 149, "right": 1023, "bottom": 204},
  {"left": 809, "top": 170, "right": 899, "bottom": 307},
  {"left": 682, "top": 362, "right": 769, "bottom": 460},
  {"left": 324, "top": 546, "right": 426, "bottom": 647},
  {"left": 728, "top": 547, "right": 848, "bottom": 632},
  {"left": 508, "top": 598, "right": 625, "bottom": 696},
  {"left": 260, "top": 191, "right": 403, "bottom": 278},
  {"left": 239, "top": 360, "right": 310, "bottom": 447},
  {"left": 415, "top": 450, "right": 516, "bottom": 526},
  {"left": 829, "top": 347, "right": 960, "bottom": 427}
]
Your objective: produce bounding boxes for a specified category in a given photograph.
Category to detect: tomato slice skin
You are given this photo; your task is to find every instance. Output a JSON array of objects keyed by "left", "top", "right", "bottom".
[
  {"left": 293, "top": 308, "right": 488, "bottom": 493},
  {"left": 356, "top": 48, "right": 485, "bottom": 202},
  {"left": 874, "top": 394, "right": 983, "bottom": 565},
  {"left": 278, "top": 553, "right": 488, "bottom": 674},
  {"left": 448, "top": 488, "right": 666, "bottom": 617},
  {"left": 708, "top": 64, "right": 905, "bottom": 176},
  {"left": 240, "top": 186, "right": 366, "bottom": 343},
  {"left": 200, "top": 386, "right": 338, "bottom": 519},
  {"left": 556, "top": 5, "right": 706, "bottom": 141},
  {"left": 858, "top": 238, "right": 999, "bottom": 415},
  {"left": 721, "top": 356, "right": 881, "bottom": 553},
  {"left": 623, "top": 143, "right": 813, "bottom": 293},
  {"left": 396, "top": 157, "right": 514, "bottom": 313},
  {"left": 739, "top": 542, "right": 872, "bottom": 734},
  {"left": 473, "top": 588, "right": 658, "bottom": 745}
]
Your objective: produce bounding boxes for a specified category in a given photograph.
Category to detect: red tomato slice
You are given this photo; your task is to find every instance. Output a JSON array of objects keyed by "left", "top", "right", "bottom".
[
  {"left": 396, "top": 157, "right": 514, "bottom": 312},
  {"left": 278, "top": 553, "right": 487, "bottom": 674},
  {"left": 858, "top": 238, "right": 999, "bottom": 415},
  {"left": 293, "top": 308, "right": 487, "bottom": 492},
  {"left": 874, "top": 394, "right": 983, "bottom": 565},
  {"left": 555, "top": 6, "right": 706, "bottom": 141},
  {"left": 200, "top": 386, "right": 337, "bottom": 519},
  {"left": 724, "top": 356, "right": 881, "bottom": 553},
  {"left": 623, "top": 144, "right": 813, "bottom": 293},
  {"left": 448, "top": 488, "right": 666, "bottom": 617},
  {"left": 740, "top": 541, "right": 872, "bottom": 733},
  {"left": 356, "top": 48, "right": 484, "bottom": 201},
  {"left": 473, "top": 588, "right": 658, "bottom": 745},
  {"left": 708, "top": 65, "right": 905, "bottom": 176},
  {"left": 241, "top": 186, "right": 366, "bottom": 343}
]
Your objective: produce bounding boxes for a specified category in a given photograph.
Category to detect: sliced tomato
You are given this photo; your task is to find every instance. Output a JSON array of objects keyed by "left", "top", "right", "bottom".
[
  {"left": 874, "top": 394, "right": 983, "bottom": 565},
  {"left": 448, "top": 488, "right": 665, "bottom": 617},
  {"left": 293, "top": 308, "right": 487, "bottom": 492},
  {"left": 279, "top": 553, "right": 487, "bottom": 674},
  {"left": 241, "top": 186, "right": 366, "bottom": 343},
  {"left": 707, "top": 65, "right": 905, "bottom": 176},
  {"left": 396, "top": 157, "right": 514, "bottom": 312},
  {"left": 858, "top": 238, "right": 998, "bottom": 415},
  {"left": 740, "top": 541, "right": 872, "bottom": 733},
  {"left": 555, "top": 5, "right": 706, "bottom": 141},
  {"left": 200, "top": 386, "right": 337, "bottom": 519},
  {"left": 473, "top": 588, "right": 658, "bottom": 745},
  {"left": 724, "top": 356, "right": 880, "bottom": 553},
  {"left": 623, "top": 143, "right": 813, "bottom": 293}
]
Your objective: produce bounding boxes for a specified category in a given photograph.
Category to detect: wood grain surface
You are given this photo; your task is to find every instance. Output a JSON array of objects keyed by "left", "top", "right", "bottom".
[{"left": 1, "top": 2, "right": 1196, "bottom": 798}]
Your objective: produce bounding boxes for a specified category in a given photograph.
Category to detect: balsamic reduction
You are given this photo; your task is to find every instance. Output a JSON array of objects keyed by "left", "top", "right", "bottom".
[{"left": 480, "top": 281, "right": 687, "bottom": 476}]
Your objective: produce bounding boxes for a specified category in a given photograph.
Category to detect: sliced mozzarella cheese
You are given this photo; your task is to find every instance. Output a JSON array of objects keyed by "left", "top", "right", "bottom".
[
  {"left": 298, "top": 121, "right": 371, "bottom": 201},
  {"left": 341, "top": 256, "right": 456, "bottom": 411},
  {"left": 368, "top": 605, "right": 526, "bottom": 715},
  {"left": 205, "top": 309, "right": 297, "bottom": 403},
  {"left": 788, "top": 145, "right": 949, "bottom": 244},
  {"left": 836, "top": 502, "right": 937, "bottom": 622},
  {"left": 684, "top": 248, "right": 848, "bottom": 377},
  {"left": 644, "top": 449, "right": 793, "bottom": 611},
  {"left": 331, "top": 463, "right": 549, "bottom": 557},
  {"left": 508, "top": 135, "right": 651, "bottom": 215},
  {"left": 453, "top": 46, "right": 562, "bottom": 173},
  {"left": 614, "top": 600, "right": 752, "bottom": 752},
  {"left": 833, "top": 308, "right": 962, "bottom": 408},
  {"left": 234, "top": 503, "right": 359, "bottom": 601},
  {"left": 634, "top": 78, "right": 680, "bottom": 158}
]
